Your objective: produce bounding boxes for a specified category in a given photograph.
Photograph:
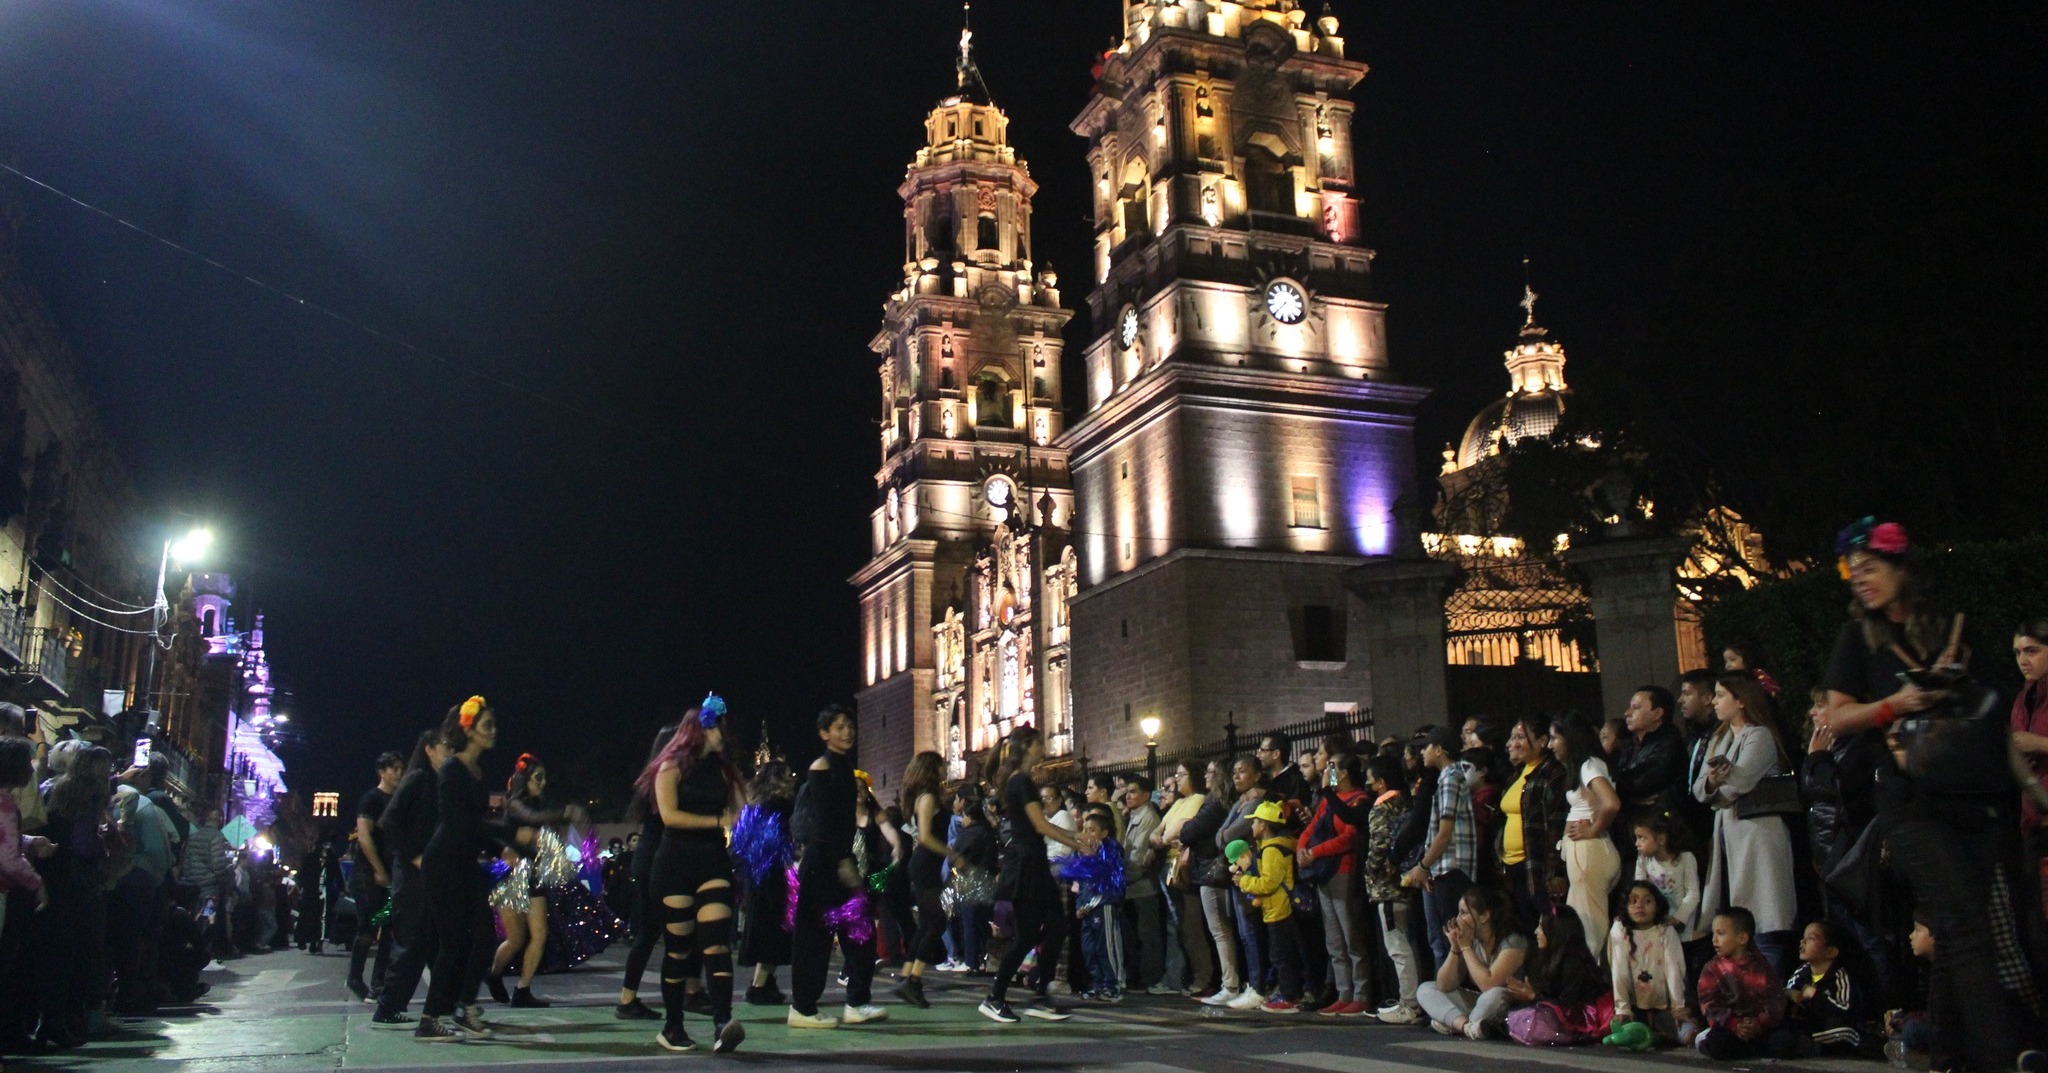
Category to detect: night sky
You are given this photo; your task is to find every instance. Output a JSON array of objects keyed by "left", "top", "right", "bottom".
[{"left": 0, "top": 2, "right": 2034, "bottom": 805}]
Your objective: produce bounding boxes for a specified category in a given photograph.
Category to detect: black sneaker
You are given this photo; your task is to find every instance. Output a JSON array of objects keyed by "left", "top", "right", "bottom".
[
  {"left": 977, "top": 998, "right": 1019, "bottom": 1024},
  {"left": 744, "top": 983, "right": 787, "bottom": 1006},
  {"left": 371, "top": 1011, "right": 417, "bottom": 1030},
  {"left": 452, "top": 1005, "right": 493, "bottom": 1039},
  {"left": 485, "top": 975, "right": 510, "bottom": 1004},
  {"left": 614, "top": 999, "right": 661, "bottom": 1021},
  {"left": 413, "top": 1015, "right": 462, "bottom": 1043},
  {"left": 894, "top": 978, "right": 930, "bottom": 1009},
  {"left": 656, "top": 1025, "right": 696, "bottom": 1052},
  {"left": 347, "top": 979, "right": 370, "bottom": 1002},
  {"left": 1021, "top": 1002, "right": 1071, "bottom": 1021},
  {"left": 712, "top": 1019, "right": 746, "bottom": 1054}
]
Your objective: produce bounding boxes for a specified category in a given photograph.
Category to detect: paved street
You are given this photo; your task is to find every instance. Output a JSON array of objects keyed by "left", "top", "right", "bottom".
[{"left": 37, "top": 945, "right": 1884, "bottom": 1073}]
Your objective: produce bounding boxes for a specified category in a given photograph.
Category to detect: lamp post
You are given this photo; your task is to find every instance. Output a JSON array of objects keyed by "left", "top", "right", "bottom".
[
  {"left": 134, "top": 527, "right": 212, "bottom": 732},
  {"left": 1139, "top": 715, "right": 1161, "bottom": 789}
]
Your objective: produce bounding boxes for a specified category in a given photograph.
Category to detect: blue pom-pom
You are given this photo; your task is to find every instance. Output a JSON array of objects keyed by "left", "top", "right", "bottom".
[
  {"left": 731, "top": 803, "right": 792, "bottom": 884},
  {"left": 1055, "top": 844, "right": 1125, "bottom": 899}
]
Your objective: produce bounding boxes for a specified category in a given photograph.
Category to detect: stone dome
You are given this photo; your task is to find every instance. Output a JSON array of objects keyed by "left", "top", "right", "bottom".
[{"left": 1456, "top": 388, "right": 1570, "bottom": 470}]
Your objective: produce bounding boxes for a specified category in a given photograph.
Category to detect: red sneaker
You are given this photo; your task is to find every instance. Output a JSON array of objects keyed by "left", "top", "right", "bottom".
[
  {"left": 1260, "top": 999, "right": 1300, "bottom": 1014},
  {"left": 1317, "top": 1000, "right": 1349, "bottom": 1017}
]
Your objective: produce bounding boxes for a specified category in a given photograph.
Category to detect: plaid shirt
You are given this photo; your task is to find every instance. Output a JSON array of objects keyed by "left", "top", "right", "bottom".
[{"left": 1428, "top": 763, "right": 1478, "bottom": 879}]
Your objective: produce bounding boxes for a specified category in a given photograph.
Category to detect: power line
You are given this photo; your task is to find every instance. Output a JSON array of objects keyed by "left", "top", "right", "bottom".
[
  {"left": 34, "top": 566, "right": 155, "bottom": 616},
  {"left": 31, "top": 578, "right": 163, "bottom": 636},
  {"left": 0, "top": 159, "right": 609, "bottom": 426}
]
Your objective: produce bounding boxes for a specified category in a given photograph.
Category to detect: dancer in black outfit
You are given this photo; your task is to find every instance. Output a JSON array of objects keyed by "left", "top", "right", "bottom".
[
  {"left": 370, "top": 730, "right": 449, "bottom": 1029},
  {"left": 614, "top": 723, "right": 676, "bottom": 1022},
  {"left": 787, "top": 705, "right": 887, "bottom": 1029},
  {"left": 979, "top": 725, "right": 1082, "bottom": 1025},
  {"left": 739, "top": 761, "right": 796, "bottom": 1005},
  {"left": 896, "top": 750, "right": 958, "bottom": 1009},
  {"left": 415, "top": 696, "right": 504, "bottom": 1043},
  {"left": 636, "top": 696, "right": 746, "bottom": 1054}
]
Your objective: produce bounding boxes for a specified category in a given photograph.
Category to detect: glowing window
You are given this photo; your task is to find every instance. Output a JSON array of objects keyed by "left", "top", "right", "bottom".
[{"left": 1290, "top": 477, "right": 1322, "bottom": 529}]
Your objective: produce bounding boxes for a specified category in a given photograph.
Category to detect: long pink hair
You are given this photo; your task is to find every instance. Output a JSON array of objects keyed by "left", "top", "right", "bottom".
[{"left": 633, "top": 705, "right": 742, "bottom": 806}]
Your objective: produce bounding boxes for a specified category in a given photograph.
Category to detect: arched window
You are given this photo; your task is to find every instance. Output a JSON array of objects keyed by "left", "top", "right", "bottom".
[
  {"left": 977, "top": 213, "right": 1000, "bottom": 252},
  {"left": 940, "top": 366, "right": 956, "bottom": 391},
  {"left": 1244, "top": 145, "right": 1294, "bottom": 216},
  {"left": 1119, "top": 158, "right": 1149, "bottom": 242},
  {"left": 201, "top": 608, "right": 218, "bottom": 637},
  {"left": 974, "top": 371, "right": 1013, "bottom": 427}
]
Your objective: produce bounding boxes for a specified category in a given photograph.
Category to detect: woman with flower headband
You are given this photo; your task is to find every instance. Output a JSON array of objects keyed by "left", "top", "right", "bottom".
[
  {"left": 1818, "top": 518, "right": 2048, "bottom": 1073},
  {"left": 414, "top": 696, "right": 505, "bottom": 1043},
  {"left": 633, "top": 694, "right": 745, "bottom": 1054},
  {"left": 483, "top": 752, "right": 587, "bottom": 1008}
]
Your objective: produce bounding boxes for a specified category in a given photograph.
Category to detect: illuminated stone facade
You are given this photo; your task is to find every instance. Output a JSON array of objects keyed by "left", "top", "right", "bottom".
[
  {"left": 1061, "top": 2, "right": 1426, "bottom": 766},
  {"left": 853, "top": 37, "right": 1076, "bottom": 792}
]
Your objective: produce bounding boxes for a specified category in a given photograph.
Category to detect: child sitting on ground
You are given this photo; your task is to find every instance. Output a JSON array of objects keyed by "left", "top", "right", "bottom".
[
  {"left": 1605, "top": 881, "right": 1697, "bottom": 1049},
  {"left": 1769, "top": 920, "right": 1865, "bottom": 1057},
  {"left": 1881, "top": 915, "right": 1937, "bottom": 1069},
  {"left": 1231, "top": 800, "right": 1302, "bottom": 1014},
  {"left": 1502, "top": 908, "right": 1613, "bottom": 1045},
  {"left": 1694, "top": 907, "right": 1787, "bottom": 1060},
  {"left": 1059, "top": 811, "right": 1127, "bottom": 1002}
]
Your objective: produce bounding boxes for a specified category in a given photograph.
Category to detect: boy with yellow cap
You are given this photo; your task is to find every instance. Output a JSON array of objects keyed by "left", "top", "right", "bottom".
[{"left": 1231, "top": 800, "right": 1303, "bottom": 1013}]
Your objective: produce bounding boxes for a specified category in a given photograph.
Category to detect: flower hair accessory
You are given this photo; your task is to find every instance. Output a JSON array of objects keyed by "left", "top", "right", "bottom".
[
  {"left": 698, "top": 693, "right": 727, "bottom": 729},
  {"left": 1835, "top": 517, "right": 1909, "bottom": 578},
  {"left": 458, "top": 695, "right": 487, "bottom": 730}
]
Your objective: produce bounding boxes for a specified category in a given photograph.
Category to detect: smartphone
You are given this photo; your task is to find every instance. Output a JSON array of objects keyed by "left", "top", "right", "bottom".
[{"left": 132, "top": 737, "right": 152, "bottom": 769}]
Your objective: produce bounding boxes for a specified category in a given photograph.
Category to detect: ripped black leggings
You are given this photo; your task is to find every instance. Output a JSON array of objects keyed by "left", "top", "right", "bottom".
[{"left": 653, "top": 833, "right": 736, "bottom": 1030}]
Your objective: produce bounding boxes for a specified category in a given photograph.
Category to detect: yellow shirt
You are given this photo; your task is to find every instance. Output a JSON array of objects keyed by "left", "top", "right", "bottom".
[{"left": 1500, "top": 761, "right": 1537, "bottom": 866}]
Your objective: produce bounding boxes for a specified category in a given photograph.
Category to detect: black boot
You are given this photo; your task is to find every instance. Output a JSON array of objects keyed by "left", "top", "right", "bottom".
[
  {"left": 511, "top": 986, "right": 550, "bottom": 1008},
  {"left": 485, "top": 974, "right": 510, "bottom": 1004}
]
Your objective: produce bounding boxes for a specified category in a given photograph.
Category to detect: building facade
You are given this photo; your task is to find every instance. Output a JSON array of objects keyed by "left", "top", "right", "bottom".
[
  {"left": 0, "top": 206, "right": 154, "bottom": 747},
  {"left": 1060, "top": 1, "right": 1426, "bottom": 767},
  {"left": 852, "top": 33, "right": 1077, "bottom": 791}
]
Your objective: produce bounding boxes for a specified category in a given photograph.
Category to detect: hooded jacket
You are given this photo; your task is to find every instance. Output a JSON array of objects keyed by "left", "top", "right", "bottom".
[{"left": 1234, "top": 834, "right": 1298, "bottom": 923}]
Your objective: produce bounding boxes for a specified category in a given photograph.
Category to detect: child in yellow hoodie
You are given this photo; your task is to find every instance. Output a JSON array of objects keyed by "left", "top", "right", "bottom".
[{"left": 1231, "top": 800, "right": 1303, "bottom": 1013}]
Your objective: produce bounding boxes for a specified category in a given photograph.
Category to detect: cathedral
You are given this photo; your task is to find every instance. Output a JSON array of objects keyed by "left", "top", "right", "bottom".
[
  {"left": 851, "top": 21, "right": 1078, "bottom": 790},
  {"left": 855, "top": 1, "right": 1422, "bottom": 786}
]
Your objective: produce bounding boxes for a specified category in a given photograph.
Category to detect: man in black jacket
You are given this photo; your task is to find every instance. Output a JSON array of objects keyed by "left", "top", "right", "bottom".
[
  {"left": 1611, "top": 685, "right": 1685, "bottom": 878},
  {"left": 788, "top": 706, "right": 884, "bottom": 1029}
]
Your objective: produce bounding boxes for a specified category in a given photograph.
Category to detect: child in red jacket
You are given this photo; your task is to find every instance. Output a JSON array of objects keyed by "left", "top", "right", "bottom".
[{"left": 1694, "top": 907, "right": 1786, "bottom": 1060}]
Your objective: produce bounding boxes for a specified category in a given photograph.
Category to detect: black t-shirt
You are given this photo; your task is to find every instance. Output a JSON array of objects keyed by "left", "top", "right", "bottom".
[
  {"left": 354, "top": 787, "right": 391, "bottom": 868},
  {"left": 1821, "top": 621, "right": 1916, "bottom": 703},
  {"left": 664, "top": 757, "right": 732, "bottom": 845},
  {"left": 1000, "top": 773, "right": 1054, "bottom": 902},
  {"left": 380, "top": 768, "right": 439, "bottom": 866}
]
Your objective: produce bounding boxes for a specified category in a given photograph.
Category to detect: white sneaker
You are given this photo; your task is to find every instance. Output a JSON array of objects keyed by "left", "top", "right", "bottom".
[
  {"left": 1199, "top": 987, "right": 1238, "bottom": 1007},
  {"left": 1146, "top": 982, "right": 1182, "bottom": 995},
  {"left": 841, "top": 1004, "right": 888, "bottom": 1025},
  {"left": 1376, "top": 1003, "right": 1423, "bottom": 1025},
  {"left": 786, "top": 1008, "right": 840, "bottom": 1029},
  {"left": 1226, "top": 989, "right": 1267, "bottom": 1010},
  {"left": 935, "top": 960, "right": 966, "bottom": 973}
]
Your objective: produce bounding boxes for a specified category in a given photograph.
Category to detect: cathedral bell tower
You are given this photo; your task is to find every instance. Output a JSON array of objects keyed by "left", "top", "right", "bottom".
[
  {"left": 852, "top": 16, "right": 1075, "bottom": 790},
  {"left": 1060, "top": 1, "right": 1428, "bottom": 765}
]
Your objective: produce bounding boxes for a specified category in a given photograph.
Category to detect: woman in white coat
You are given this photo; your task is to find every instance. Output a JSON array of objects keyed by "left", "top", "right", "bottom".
[{"left": 1692, "top": 672, "right": 1798, "bottom": 974}]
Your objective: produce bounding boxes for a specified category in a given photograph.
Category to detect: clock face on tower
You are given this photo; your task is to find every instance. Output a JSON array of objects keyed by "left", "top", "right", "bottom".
[
  {"left": 1118, "top": 305, "right": 1139, "bottom": 350},
  {"left": 984, "top": 474, "right": 1015, "bottom": 519},
  {"left": 1265, "top": 280, "right": 1307, "bottom": 325}
]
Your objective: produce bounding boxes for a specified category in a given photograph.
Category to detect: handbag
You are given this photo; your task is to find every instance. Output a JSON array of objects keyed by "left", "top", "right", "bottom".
[
  {"left": 1165, "top": 847, "right": 1194, "bottom": 893},
  {"left": 1734, "top": 772, "right": 1802, "bottom": 819}
]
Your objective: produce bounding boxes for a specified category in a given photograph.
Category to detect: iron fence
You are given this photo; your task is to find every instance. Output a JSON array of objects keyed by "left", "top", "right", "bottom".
[{"left": 1080, "top": 706, "right": 1377, "bottom": 783}]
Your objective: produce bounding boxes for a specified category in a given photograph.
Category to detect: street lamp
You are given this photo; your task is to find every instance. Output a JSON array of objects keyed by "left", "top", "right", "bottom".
[
  {"left": 136, "top": 526, "right": 213, "bottom": 726},
  {"left": 1139, "top": 715, "right": 1162, "bottom": 788}
]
